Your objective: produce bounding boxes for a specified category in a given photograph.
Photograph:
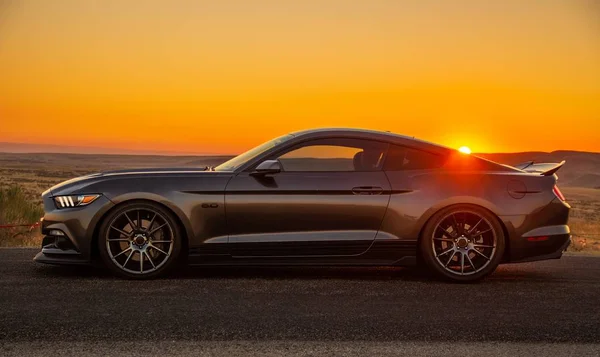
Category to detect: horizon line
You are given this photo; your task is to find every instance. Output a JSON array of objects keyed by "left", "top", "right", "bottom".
[{"left": 0, "top": 141, "right": 598, "bottom": 157}]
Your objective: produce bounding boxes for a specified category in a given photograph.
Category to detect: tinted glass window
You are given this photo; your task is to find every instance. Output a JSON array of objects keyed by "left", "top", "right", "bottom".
[
  {"left": 275, "top": 138, "right": 388, "bottom": 172},
  {"left": 214, "top": 134, "right": 293, "bottom": 171},
  {"left": 383, "top": 145, "right": 446, "bottom": 171}
]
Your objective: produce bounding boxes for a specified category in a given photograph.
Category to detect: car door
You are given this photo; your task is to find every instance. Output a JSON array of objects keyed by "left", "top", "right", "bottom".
[{"left": 225, "top": 138, "right": 391, "bottom": 257}]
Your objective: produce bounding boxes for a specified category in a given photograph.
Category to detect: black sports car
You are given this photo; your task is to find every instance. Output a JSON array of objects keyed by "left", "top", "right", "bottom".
[{"left": 35, "top": 128, "right": 571, "bottom": 281}]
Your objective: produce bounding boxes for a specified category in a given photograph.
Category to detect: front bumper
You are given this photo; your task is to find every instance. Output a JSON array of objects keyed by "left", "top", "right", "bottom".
[
  {"left": 33, "top": 234, "right": 89, "bottom": 265},
  {"left": 34, "top": 252, "right": 89, "bottom": 265},
  {"left": 33, "top": 194, "right": 114, "bottom": 265}
]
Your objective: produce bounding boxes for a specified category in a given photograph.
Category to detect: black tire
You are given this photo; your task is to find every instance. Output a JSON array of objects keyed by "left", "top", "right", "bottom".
[
  {"left": 98, "top": 201, "right": 182, "bottom": 279},
  {"left": 420, "top": 204, "right": 505, "bottom": 282}
]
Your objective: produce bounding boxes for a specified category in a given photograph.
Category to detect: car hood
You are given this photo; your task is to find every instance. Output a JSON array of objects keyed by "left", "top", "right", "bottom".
[{"left": 43, "top": 167, "right": 222, "bottom": 197}]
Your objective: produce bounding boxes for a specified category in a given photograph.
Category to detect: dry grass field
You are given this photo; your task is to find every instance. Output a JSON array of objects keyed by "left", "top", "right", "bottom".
[
  {"left": 1, "top": 152, "right": 598, "bottom": 253},
  {"left": 561, "top": 187, "right": 600, "bottom": 253},
  {"left": 0, "top": 153, "right": 230, "bottom": 247}
]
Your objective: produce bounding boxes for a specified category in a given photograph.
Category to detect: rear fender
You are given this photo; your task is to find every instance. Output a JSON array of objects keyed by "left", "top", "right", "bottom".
[{"left": 413, "top": 196, "right": 502, "bottom": 238}]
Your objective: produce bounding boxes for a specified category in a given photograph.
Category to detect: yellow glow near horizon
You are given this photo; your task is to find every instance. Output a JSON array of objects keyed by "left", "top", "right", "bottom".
[
  {"left": 458, "top": 146, "right": 472, "bottom": 155},
  {"left": 0, "top": 0, "right": 599, "bottom": 155}
]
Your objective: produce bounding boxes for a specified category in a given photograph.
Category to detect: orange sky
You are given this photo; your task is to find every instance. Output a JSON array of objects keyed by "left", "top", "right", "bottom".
[{"left": 1, "top": 0, "right": 599, "bottom": 154}]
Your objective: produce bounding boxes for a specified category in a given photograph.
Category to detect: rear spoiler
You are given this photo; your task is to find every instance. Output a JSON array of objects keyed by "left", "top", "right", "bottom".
[{"left": 513, "top": 160, "right": 566, "bottom": 176}]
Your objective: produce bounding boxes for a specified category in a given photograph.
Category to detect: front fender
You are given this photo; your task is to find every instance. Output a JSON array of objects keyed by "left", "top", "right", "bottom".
[{"left": 106, "top": 192, "right": 196, "bottom": 248}]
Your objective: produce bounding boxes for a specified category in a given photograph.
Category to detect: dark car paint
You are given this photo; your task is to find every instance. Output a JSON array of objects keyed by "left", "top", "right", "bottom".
[
  {"left": 35, "top": 128, "right": 571, "bottom": 267},
  {"left": 225, "top": 170, "right": 391, "bottom": 256}
]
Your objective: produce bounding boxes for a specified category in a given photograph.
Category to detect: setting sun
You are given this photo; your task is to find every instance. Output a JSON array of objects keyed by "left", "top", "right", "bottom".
[{"left": 458, "top": 146, "right": 472, "bottom": 155}]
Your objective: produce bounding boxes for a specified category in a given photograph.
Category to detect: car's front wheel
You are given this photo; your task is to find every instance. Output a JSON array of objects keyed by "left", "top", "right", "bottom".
[
  {"left": 98, "top": 201, "right": 182, "bottom": 279},
  {"left": 420, "top": 205, "right": 505, "bottom": 282}
]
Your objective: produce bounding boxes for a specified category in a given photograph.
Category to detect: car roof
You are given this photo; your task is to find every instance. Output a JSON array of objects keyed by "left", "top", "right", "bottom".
[{"left": 288, "top": 127, "right": 452, "bottom": 153}]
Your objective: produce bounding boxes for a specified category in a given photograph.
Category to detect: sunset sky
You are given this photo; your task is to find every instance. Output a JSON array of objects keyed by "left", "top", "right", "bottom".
[{"left": 1, "top": 0, "right": 599, "bottom": 154}]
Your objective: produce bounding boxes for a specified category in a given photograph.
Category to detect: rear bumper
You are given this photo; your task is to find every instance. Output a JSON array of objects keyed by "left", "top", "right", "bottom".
[
  {"left": 502, "top": 198, "right": 571, "bottom": 263},
  {"left": 509, "top": 233, "right": 571, "bottom": 263}
]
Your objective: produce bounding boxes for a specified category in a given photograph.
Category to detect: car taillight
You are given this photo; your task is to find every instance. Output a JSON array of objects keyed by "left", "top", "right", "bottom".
[{"left": 553, "top": 185, "right": 566, "bottom": 201}]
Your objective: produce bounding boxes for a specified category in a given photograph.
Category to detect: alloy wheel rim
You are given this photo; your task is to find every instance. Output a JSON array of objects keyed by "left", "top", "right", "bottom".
[
  {"left": 431, "top": 210, "right": 497, "bottom": 276},
  {"left": 105, "top": 208, "right": 174, "bottom": 275}
]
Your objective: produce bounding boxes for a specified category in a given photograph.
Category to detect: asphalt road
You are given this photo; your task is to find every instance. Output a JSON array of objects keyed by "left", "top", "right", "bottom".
[{"left": 1, "top": 248, "right": 599, "bottom": 356}]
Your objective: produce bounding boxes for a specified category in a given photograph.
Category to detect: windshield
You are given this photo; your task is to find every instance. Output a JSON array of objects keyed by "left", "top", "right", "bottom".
[{"left": 214, "top": 134, "right": 293, "bottom": 171}]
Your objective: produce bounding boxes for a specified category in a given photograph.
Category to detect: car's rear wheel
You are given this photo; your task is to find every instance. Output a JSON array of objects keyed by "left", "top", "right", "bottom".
[
  {"left": 98, "top": 202, "right": 182, "bottom": 279},
  {"left": 420, "top": 205, "right": 505, "bottom": 282}
]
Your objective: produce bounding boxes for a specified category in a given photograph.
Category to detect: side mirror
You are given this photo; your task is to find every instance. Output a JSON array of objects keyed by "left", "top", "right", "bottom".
[{"left": 252, "top": 160, "right": 282, "bottom": 176}]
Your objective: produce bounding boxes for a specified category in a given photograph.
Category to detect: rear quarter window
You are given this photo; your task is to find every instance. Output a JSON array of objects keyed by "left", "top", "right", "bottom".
[{"left": 383, "top": 145, "right": 447, "bottom": 171}]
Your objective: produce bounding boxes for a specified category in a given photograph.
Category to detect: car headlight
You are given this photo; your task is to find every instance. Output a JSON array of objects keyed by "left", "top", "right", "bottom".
[{"left": 53, "top": 194, "right": 101, "bottom": 209}]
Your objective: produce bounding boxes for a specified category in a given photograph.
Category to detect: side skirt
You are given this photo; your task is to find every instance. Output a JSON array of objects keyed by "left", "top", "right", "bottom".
[{"left": 187, "top": 240, "right": 418, "bottom": 267}]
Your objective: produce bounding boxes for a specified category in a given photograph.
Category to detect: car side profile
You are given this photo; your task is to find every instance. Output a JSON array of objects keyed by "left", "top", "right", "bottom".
[{"left": 35, "top": 128, "right": 571, "bottom": 282}]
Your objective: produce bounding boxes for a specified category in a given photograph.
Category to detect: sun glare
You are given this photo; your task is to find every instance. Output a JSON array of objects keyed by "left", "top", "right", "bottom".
[{"left": 458, "top": 146, "right": 472, "bottom": 154}]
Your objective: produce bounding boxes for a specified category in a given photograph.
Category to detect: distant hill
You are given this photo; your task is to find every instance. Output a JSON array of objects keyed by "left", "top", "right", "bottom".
[
  {"left": 0, "top": 152, "right": 233, "bottom": 171},
  {"left": 0, "top": 142, "right": 218, "bottom": 156},
  {"left": 477, "top": 151, "right": 600, "bottom": 188}
]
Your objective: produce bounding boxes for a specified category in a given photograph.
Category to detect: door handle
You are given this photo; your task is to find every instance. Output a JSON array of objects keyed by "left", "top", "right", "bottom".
[{"left": 352, "top": 186, "right": 384, "bottom": 195}]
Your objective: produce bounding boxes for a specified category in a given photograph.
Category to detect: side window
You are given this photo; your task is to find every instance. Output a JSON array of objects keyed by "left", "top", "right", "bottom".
[
  {"left": 383, "top": 145, "right": 446, "bottom": 171},
  {"left": 275, "top": 139, "right": 388, "bottom": 172}
]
